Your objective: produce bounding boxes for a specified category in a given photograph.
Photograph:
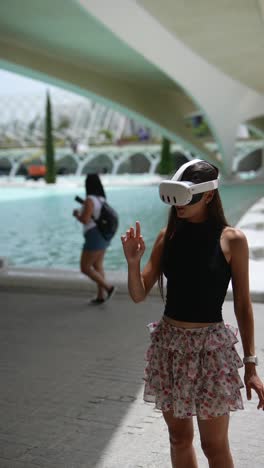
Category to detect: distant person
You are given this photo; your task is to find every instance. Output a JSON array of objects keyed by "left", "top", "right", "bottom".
[
  {"left": 121, "top": 159, "right": 264, "bottom": 467},
  {"left": 70, "top": 138, "right": 78, "bottom": 154},
  {"left": 73, "top": 173, "right": 116, "bottom": 304},
  {"left": 138, "top": 127, "right": 149, "bottom": 141}
]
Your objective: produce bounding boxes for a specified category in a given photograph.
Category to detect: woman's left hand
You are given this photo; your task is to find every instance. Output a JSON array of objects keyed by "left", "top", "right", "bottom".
[
  {"left": 73, "top": 209, "right": 79, "bottom": 218},
  {"left": 244, "top": 369, "right": 264, "bottom": 410}
]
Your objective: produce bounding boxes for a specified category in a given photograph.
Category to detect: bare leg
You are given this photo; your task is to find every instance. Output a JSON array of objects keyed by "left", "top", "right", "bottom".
[
  {"left": 93, "top": 250, "right": 106, "bottom": 300},
  {"left": 197, "top": 414, "right": 234, "bottom": 468},
  {"left": 163, "top": 411, "right": 198, "bottom": 468},
  {"left": 80, "top": 250, "right": 112, "bottom": 293}
]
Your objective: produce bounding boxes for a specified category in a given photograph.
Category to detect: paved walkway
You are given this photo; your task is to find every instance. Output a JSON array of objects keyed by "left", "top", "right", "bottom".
[
  {"left": 235, "top": 196, "right": 264, "bottom": 301},
  {"left": 1, "top": 291, "right": 264, "bottom": 468}
]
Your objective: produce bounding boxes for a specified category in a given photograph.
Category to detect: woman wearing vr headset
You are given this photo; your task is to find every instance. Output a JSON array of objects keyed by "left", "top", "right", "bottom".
[{"left": 121, "top": 159, "right": 264, "bottom": 468}]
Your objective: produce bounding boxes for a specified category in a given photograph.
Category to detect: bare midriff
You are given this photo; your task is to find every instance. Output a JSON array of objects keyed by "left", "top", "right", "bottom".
[{"left": 163, "top": 315, "right": 220, "bottom": 329}]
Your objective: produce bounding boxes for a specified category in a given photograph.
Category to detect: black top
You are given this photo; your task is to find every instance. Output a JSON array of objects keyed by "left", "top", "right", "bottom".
[{"left": 163, "top": 219, "right": 231, "bottom": 323}]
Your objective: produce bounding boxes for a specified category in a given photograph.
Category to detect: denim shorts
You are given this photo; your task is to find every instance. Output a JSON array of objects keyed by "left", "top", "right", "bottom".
[{"left": 83, "top": 227, "right": 110, "bottom": 251}]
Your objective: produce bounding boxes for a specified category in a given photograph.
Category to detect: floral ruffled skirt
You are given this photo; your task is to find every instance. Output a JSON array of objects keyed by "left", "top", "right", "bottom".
[{"left": 143, "top": 319, "right": 244, "bottom": 420}]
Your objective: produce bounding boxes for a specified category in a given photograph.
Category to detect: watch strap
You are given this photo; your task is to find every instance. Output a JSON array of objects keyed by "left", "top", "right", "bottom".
[{"left": 243, "top": 355, "right": 258, "bottom": 365}]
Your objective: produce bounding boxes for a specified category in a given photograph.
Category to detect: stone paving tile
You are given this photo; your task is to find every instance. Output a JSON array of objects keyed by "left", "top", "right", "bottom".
[
  {"left": 0, "top": 461, "right": 40, "bottom": 468},
  {"left": 0, "top": 440, "right": 33, "bottom": 461}
]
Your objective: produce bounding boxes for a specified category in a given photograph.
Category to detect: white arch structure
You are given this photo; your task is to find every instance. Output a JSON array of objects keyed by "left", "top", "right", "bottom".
[
  {"left": 0, "top": 144, "right": 191, "bottom": 176},
  {"left": 0, "top": 0, "right": 264, "bottom": 176},
  {"left": 2, "top": 141, "right": 263, "bottom": 177}
]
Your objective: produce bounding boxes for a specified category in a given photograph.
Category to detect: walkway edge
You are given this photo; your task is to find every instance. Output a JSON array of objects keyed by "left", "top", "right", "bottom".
[{"left": 0, "top": 265, "right": 263, "bottom": 303}]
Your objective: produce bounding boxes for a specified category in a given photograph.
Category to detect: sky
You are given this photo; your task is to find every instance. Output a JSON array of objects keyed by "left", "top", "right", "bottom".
[
  {"left": 0, "top": 69, "right": 55, "bottom": 95},
  {"left": 0, "top": 69, "right": 87, "bottom": 125}
]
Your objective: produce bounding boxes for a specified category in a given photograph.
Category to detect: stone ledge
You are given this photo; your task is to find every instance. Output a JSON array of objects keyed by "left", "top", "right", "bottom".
[
  {"left": 226, "top": 289, "right": 264, "bottom": 304},
  {"left": 0, "top": 257, "right": 8, "bottom": 271},
  {"left": 0, "top": 266, "right": 161, "bottom": 297},
  {"left": 0, "top": 265, "right": 263, "bottom": 303}
]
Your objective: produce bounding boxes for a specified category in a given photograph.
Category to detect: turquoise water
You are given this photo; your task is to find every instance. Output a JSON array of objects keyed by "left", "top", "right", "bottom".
[{"left": 0, "top": 181, "right": 263, "bottom": 271}]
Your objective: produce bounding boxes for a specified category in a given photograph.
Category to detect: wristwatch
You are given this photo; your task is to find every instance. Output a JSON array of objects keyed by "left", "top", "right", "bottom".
[{"left": 243, "top": 355, "right": 258, "bottom": 365}]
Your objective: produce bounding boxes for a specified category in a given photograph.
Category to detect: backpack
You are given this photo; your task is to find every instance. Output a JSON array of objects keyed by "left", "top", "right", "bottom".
[{"left": 92, "top": 200, "right": 119, "bottom": 241}]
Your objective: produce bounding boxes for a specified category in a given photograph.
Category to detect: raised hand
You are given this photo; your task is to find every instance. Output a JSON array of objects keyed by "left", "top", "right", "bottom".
[{"left": 121, "top": 221, "right": 145, "bottom": 265}]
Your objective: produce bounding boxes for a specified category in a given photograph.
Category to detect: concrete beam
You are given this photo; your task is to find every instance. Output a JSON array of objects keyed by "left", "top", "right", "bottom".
[{"left": 78, "top": 0, "right": 264, "bottom": 175}]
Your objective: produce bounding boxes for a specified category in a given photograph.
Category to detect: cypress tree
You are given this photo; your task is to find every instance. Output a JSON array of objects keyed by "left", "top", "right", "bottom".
[
  {"left": 158, "top": 137, "right": 173, "bottom": 175},
  {"left": 45, "top": 92, "right": 56, "bottom": 184}
]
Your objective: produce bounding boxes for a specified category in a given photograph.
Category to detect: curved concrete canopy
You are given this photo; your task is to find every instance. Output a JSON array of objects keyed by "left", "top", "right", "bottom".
[
  {"left": 139, "top": 0, "right": 264, "bottom": 94},
  {"left": 0, "top": 0, "right": 218, "bottom": 166},
  {"left": 79, "top": 0, "right": 264, "bottom": 174},
  {"left": 0, "top": 0, "right": 264, "bottom": 176}
]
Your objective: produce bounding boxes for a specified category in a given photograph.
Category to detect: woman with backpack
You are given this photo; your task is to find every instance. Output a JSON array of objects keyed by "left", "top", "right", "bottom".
[
  {"left": 121, "top": 159, "right": 264, "bottom": 467},
  {"left": 73, "top": 173, "right": 116, "bottom": 304}
]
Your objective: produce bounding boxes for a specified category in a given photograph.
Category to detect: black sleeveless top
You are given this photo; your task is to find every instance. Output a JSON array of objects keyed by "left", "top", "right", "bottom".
[{"left": 163, "top": 219, "right": 231, "bottom": 323}]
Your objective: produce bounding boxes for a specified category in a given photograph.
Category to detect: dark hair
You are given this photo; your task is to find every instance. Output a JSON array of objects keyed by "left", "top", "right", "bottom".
[
  {"left": 158, "top": 160, "right": 229, "bottom": 299},
  {"left": 85, "top": 173, "right": 106, "bottom": 198}
]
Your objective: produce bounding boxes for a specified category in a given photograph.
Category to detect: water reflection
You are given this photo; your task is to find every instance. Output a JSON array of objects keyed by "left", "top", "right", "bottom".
[{"left": 0, "top": 178, "right": 263, "bottom": 270}]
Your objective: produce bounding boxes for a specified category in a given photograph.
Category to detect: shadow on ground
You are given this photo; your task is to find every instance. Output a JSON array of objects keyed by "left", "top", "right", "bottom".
[{"left": 0, "top": 290, "right": 162, "bottom": 468}]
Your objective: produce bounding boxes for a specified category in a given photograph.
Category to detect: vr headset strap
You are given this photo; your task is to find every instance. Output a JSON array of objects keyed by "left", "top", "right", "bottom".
[
  {"left": 190, "top": 179, "right": 218, "bottom": 194},
  {"left": 172, "top": 159, "right": 202, "bottom": 181}
]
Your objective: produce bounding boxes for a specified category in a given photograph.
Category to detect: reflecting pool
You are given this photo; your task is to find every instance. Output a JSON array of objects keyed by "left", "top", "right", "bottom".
[{"left": 0, "top": 176, "right": 263, "bottom": 271}]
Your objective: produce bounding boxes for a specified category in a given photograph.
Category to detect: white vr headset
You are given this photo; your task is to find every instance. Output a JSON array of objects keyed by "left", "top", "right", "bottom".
[{"left": 159, "top": 159, "right": 219, "bottom": 206}]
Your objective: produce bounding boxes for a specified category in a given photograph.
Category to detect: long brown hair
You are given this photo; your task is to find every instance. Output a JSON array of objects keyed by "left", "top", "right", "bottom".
[{"left": 158, "top": 160, "right": 229, "bottom": 299}]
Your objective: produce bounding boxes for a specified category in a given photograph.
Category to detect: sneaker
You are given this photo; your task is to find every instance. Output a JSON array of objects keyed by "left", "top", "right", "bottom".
[
  {"left": 89, "top": 297, "right": 105, "bottom": 305},
  {"left": 105, "top": 286, "right": 117, "bottom": 302}
]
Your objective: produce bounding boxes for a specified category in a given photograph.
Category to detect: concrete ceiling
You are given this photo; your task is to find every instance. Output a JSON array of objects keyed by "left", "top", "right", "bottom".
[
  {"left": 0, "top": 0, "right": 178, "bottom": 89},
  {"left": 139, "top": 0, "right": 264, "bottom": 94},
  {"left": 0, "top": 0, "right": 206, "bottom": 162},
  {"left": 1, "top": 0, "right": 264, "bottom": 175}
]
